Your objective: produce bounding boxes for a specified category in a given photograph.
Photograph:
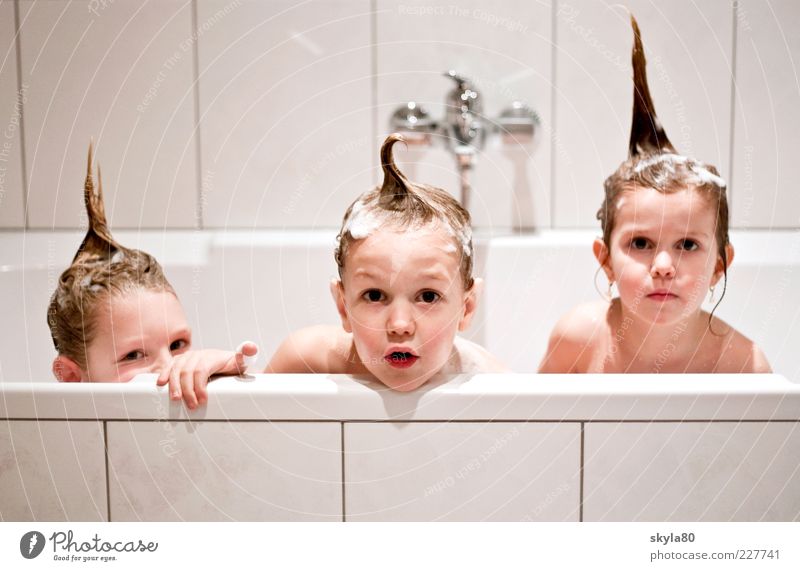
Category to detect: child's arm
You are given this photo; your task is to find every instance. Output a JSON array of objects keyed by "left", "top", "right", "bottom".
[
  {"left": 265, "top": 325, "right": 350, "bottom": 373},
  {"left": 156, "top": 342, "right": 258, "bottom": 409}
]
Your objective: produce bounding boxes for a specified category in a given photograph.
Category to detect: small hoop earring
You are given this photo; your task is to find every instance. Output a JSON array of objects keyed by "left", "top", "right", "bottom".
[
  {"left": 594, "top": 267, "right": 613, "bottom": 302},
  {"left": 708, "top": 285, "right": 716, "bottom": 304}
]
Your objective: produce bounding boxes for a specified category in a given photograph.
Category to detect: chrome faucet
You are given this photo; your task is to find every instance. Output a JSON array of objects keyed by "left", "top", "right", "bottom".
[{"left": 389, "top": 69, "right": 538, "bottom": 212}]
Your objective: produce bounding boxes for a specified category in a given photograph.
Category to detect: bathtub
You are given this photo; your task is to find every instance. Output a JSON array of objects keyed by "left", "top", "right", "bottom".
[
  {"left": 1, "top": 230, "right": 799, "bottom": 522},
  {"left": 1, "top": 373, "right": 799, "bottom": 521},
  {"left": 1, "top": 229, "right": 799, "bottom": 381}
]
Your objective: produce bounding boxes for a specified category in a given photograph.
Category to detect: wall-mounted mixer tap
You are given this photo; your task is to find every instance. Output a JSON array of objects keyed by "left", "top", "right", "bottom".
[{"left": 389, "top": 70, "right": 539, "bottom": 211}]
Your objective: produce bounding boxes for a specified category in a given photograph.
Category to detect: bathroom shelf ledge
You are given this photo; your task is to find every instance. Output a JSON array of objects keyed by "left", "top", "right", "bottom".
[{"left": 1, "top": 374, "right": 798, "bottom": 422}]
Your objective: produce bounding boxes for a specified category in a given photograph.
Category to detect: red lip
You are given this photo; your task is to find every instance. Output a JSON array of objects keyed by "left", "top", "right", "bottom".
[
  {"left": 647, "top": 291, "right": 678, "bottom": 301},
  {"left": 385, "top": 349, "right": 419, "bottom": 369}
]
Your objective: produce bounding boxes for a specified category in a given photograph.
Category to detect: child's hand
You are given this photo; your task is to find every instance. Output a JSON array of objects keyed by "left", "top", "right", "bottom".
[{"left": 156, "top": 342, "right": 258, "bottom": 409}]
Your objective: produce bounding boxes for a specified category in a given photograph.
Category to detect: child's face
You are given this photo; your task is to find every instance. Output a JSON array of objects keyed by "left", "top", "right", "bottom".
[
  {"left": 596, "top": 186, "right": 730, "bottom": 325},
  {"left": 333, "top": 225, "right": 477, "bottom": 391},
  {"left": 83, "top": 289, "right": 192, "bottom": 382}
]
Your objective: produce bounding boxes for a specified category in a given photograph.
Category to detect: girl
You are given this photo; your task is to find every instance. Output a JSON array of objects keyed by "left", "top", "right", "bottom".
[
  {"left": 539, "top": 16, "right": 771, "bottom": 374},
  {"left": 47, "top": 143, "right": 257, "bottom": 407},
  {"left": 267, "top": 134, "right": 508, "bottom": 391}
]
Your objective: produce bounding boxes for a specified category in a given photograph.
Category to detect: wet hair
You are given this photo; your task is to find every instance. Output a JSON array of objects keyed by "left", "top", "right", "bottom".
[
  {"left": 47, "top": 143, "right": 175, "bottom": 369},
  {"left": 334, "top": 133, "right": 474, "bottom": 289},
  {"left": 597, "top": 15, "right": 730, "bottom": 320}
]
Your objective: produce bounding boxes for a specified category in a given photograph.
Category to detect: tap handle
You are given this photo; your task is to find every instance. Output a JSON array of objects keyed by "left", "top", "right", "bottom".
[{"left": 444, "top": 69, "right": 472, "bottom": 90}]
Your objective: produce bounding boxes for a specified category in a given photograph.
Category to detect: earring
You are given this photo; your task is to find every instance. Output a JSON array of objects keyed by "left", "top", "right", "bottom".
[
  {"left": 594, "top": 267, "right": 613, "bottom": 302},
  {"left": 708, "top": 285, "right": 716, "bottom": 304}
]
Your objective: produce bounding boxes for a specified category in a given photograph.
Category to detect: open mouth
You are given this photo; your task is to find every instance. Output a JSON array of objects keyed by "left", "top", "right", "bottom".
[{"left": 385, "top": 351, "right": 419, "bottom": 369}]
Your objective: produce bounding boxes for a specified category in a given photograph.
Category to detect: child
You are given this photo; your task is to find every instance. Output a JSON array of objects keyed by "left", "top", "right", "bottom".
[
  {"left": 267, "top": 134, "right": 508, "bottom": 391},
  {"left": 539, "top": 16, "right": 771, "bottom": 374},
  {"left": 47, "top": 143, "right": 257, "bottom": 408}
]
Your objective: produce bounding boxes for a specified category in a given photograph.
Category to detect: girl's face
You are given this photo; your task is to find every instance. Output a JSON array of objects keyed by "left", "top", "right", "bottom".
[
  {"left": 80, "top": 289, "right": 192, "bottom": 382},
  {"left": 332, "top": 225, "right": 478, "bottom": 391},
  {"left": 595, "top": 186, "right": 731, "bottom": 325}
]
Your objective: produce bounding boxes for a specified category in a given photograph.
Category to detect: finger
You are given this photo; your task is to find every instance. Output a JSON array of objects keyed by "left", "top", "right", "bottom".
[
  {"left": 193, "top": 364, "right": 210, "bottom": 406},
  {"left": 235, "top": 341, "right": 259, "bottom": 373},
  {"left": 167, "top": 358, "right": 183, "bottom": 401},
  {"left": 180, "top": 353, "right": 201, "bottom": 410}
]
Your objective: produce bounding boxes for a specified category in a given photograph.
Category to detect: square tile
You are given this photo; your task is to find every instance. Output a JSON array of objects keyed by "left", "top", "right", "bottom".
[
  {"left": 584, "top": 422, "right": 800, "bottom": 521},
  {"left": 376, "top": 0, "right": 552, "bottom": 230},
  {"left": 107, "top": 421, "right": 342, "bottom": 521},
  {"left": 197, "top": 0, "right": 372, "bottom": 228},
  {"left": 345, "top": 422, "right": 580, "bottom": 521},
  {"left": 554, "top": 0, "right": 733, "bottom": 227},
  {"left": 20, "top": 0, "right": 198, "bottom": 229},
  {"left": 732, "top": 1, "right": 800, "bottom": 228},
  {"left": 0, "top": 420, "right": 107, "bottom": 521}
]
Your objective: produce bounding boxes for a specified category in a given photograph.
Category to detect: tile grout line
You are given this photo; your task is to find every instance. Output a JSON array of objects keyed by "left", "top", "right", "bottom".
[
  {"left": 191, "top": 0, "right": 204, "bottom": 230},
  {"left": 549, "top": 0, "right": 557, "bottom": 230},
  {"left": 579, "top": 421, "right": 584, "bottom": 522},
  {"left": 14, "top": 0, "right": 30, "bottom": 230},
  {"left": 728, "top": 0, "right": 739, "bottom": 219},
  {"left": 341, "top": 421, "right": 346, "bottom": 522},
  {"left": 103, "top": 420, "right": 111, "bottom": 522}
]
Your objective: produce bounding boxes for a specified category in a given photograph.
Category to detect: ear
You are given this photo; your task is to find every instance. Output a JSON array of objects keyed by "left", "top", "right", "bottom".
[
  {"left": 593, "top": 238, "right": 614, "bottom": 282},
  {"left": 329, "top": 278, "right": 352, "bottom": 333},
  {"left": 711, "top": 243, "right": 734, "bottom": 286},
  {"left": 458, "top": 278, "right": 483, "bottom": 332},
  {"left": 53, "top": 355, "right": 84, "bottom": 382}
]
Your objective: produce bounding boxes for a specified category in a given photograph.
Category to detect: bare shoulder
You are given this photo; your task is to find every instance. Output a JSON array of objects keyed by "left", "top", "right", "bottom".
[
  {"left": 452, "top": 337, "right": 511, "bottom": 373},
  {"left": 538, "top": 301, "right": 610, "bottom": 373},
  {"left": 265, "top": 325, "right": 353, "bottom": 374},
  {"left": 708, "top": 316, "right": 772, "bottom": 374}
]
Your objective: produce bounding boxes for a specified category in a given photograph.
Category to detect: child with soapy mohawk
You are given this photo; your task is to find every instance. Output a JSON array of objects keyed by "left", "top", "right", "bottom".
[
  {"left": 47, "top": 143, "right": 258, "bottom": 408},
  {"left": 267, "top": 134, "right": 508, "bottom": 391}
]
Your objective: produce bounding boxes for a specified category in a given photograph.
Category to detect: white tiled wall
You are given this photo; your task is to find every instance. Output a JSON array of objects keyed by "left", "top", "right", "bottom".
[
  {"left": 584, "top": 421, "right": 800, "bottom": 521},
  {"left": 0, "top": 420, "right": 107, "bottom": 521},
  {"left": 345, "top": 421, "right": 581, "bottom": 521},
  {"left": 0, "top": 0, "right": 25, "bottom": 228},
  {"left": 19, "top": 0, "right": 198, "bottom": 229},
  {"left": 107, "top": 420, "right": 342, "bottom": 521},
  {"left": 5, "top": 0, "right": 800, "bottom": 231},
  {"left": 731, "top": 0, "right": 800, "bottom": 228}
]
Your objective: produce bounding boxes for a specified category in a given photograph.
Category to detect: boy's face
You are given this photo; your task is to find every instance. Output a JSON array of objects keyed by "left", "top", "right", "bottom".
[
  {"left": 333, "top": 225, "right": 476, "bottom": 391},
  {"left": 81, "top": 289, "right": 192, "bottom": 382},
  {"left": 597, "top": 187, "right": 729, "bottom": 325}
]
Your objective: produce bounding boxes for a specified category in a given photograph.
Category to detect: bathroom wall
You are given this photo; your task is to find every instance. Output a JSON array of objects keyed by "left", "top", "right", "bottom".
[{"left": 1, "top": 0, "right": 798, "bottom": 232}]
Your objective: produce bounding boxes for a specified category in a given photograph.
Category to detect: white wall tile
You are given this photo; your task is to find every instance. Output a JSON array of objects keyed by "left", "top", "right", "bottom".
[
  {"left": 107, "top": 421, "right": 342, "bottom": 521},
  {"left": 345, "top": 422, "right": 580, "bottom": 521},
  {"left": 376, "top": 0, "right": 552, "bottom": 230},
  {"left": 197, "top": 0, "right": 372, "bottom": 228},
  {"left": 554, "top": 0, "right": 733, "bottom": 227},
  {"left": 732, "top": 0, "right": 800, "bottom": 228},
  {"left": 0, "top": 420, "right": 107, "bottom": 521},
  {"left": 0, "top": 0, "right": 25, "bottom": 228},
  {"left": 584, "top": 422, "right": 800, "bottom": 521},
  {"left": 20, "top": 0, "right": 198, "bottom": 229}
]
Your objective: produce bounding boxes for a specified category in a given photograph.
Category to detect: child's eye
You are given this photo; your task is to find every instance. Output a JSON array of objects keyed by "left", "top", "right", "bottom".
[
  {"left": 170, "top": 339, "right": 189, "bottom": 352},
  {"left": 678, "top": 239, "right": 699, "bottom": 251},
  {"left": 417, "top": 290, "right": 441, "bottom": 304},
  {"left": 121, "top": 350, "right": 144, "bottom": 362},
  {"left": 630, "top": 237, "right": 651, "bottom": 250},
  {"left": 362, "top": 289, "right": 386, "bottom": 303}
]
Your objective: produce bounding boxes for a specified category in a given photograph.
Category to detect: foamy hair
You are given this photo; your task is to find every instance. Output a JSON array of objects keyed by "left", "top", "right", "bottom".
[
  {"left": 47, "top": 142, "right": 175, "bottom": 369},
  {"left": 334, "top": 134, "right": 474, "bottom": 288},
  {"left": 597, "top": 14, "right": 732, "bottom": 327}
]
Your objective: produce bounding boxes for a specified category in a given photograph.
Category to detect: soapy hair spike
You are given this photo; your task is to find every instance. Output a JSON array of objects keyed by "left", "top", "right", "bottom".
[
  {"left": 629, "top": 14, "right": 676, "bottom": 157},
  {"left": 378, "top": 133, "right": 424, "bottom": 211},
  {"left": 75, "top": 141, "right": 124, "bottom": 264}
]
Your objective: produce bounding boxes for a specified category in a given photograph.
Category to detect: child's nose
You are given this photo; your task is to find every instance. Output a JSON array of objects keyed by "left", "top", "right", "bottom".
[
  {"left": 387, "top": 302, "right": 415, "bottom": 336},
  {"left": 650, "top": 250, "right": 676, "bottom": 278}
]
